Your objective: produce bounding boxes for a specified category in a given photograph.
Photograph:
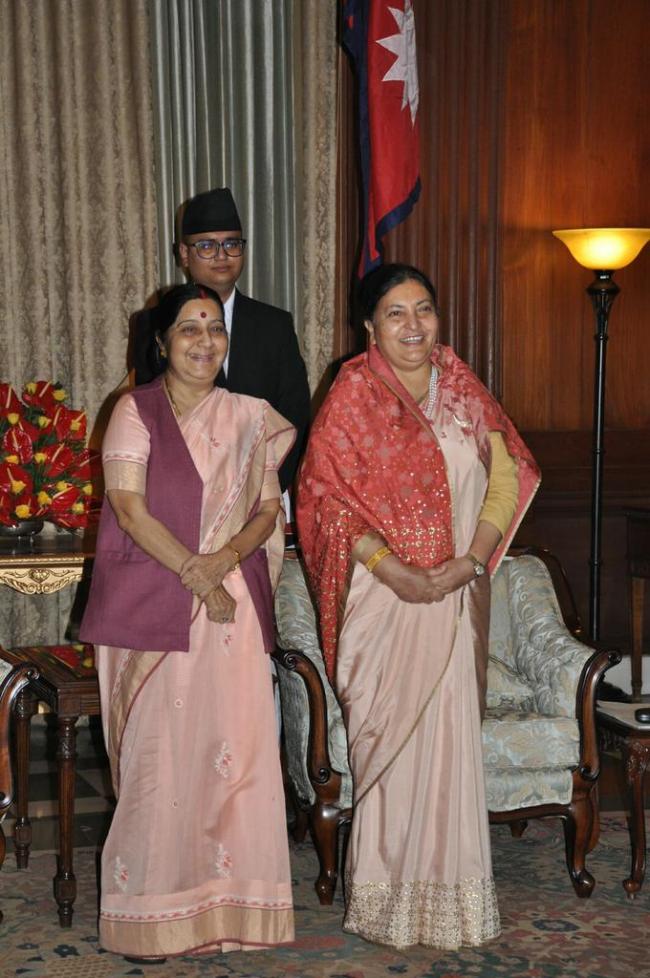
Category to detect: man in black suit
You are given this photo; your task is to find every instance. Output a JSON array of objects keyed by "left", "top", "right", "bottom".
[{"left": 135, "top": 187, "right": 310, "bottom": 494}]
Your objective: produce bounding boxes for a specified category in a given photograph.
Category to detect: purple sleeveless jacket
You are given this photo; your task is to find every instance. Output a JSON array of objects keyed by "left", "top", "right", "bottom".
[{"left": 80, "top": 379, "right": 275, "bottom": 652}]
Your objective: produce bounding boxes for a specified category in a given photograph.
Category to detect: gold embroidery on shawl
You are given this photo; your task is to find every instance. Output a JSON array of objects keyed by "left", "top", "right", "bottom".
[{"left": 343, "top": 873, "right": 500, "bottom": 949}]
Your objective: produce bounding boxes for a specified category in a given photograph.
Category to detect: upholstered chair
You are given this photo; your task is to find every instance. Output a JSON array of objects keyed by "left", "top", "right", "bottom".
[
  {"left": 273, "top": 548, "right": 620, "bottom": 904},
  {"left": 274, "top": 557, "right": 353, "bottom": 824}
]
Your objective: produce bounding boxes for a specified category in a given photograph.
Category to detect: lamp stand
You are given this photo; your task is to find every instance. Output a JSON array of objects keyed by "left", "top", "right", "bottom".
[{"left": 586, "top": 270, "right": 619, "bottom": 642}]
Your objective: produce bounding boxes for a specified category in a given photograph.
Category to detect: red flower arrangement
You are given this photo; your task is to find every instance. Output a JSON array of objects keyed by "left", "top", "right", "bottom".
[{"left": 0, "top": 381, "right": 101, "bottom": 529}]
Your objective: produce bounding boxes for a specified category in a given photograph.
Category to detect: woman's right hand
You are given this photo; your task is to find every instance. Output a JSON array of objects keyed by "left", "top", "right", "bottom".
[
  {"left": 373, "top": 556, "right": 445, "bottom": 604},
  {"left": 180, "top": 548, "right": 237, "bottom": 599},
  {"left": 204, "top": 584, "right": 237, "bottom": 624}
]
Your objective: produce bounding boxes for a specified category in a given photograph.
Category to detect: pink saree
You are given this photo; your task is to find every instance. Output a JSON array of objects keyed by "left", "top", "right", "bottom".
[
  {"left": 96, "top": 387, "right": 295, "bottom": 958},
  {"left": 298, "top": 345, "right": 539, "bottom": 949}
]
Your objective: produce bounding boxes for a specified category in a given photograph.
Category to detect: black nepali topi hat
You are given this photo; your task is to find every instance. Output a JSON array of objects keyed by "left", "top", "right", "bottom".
[{"left": 181, "top": 187, "right": 242, "bottom": 236}]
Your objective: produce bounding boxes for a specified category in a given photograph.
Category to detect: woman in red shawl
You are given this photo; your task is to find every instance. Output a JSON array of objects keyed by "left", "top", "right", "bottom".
[{"left": 298, "top": 264, "right": 539, "bottom": 950}]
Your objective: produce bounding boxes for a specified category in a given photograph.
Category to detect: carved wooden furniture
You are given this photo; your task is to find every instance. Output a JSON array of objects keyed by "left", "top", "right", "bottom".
[
  {"left": 273, "top": 555, "right": 353, "bottom": 904},
  {"left": 0, "top": 530, "right": 96, "bottom": 926},
  {"left": 0, "top": 532, "right": 91, "bottom": 595},
  {"left": 625, "top": 509, "right": 650, "bottom": 701},
  {"left": 0, "top": 643, "right": 99, "bottom": 927},
  {"left": 597, "top": 702, "right": 650, "bottom": 898},
  {"left": 274, "top": 548, "right": 621, "bottom": 904},
  {"left": 0, "top": 662, "right": 39, "bottom": 924}
]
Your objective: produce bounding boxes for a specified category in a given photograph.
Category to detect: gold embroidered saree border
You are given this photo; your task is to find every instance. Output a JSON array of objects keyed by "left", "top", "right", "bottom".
[{"left": 343, "top": 873, "right": 501, "bottom": 950}]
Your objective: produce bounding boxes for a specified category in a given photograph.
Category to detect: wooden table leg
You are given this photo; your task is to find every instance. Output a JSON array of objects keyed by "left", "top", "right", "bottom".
[
  {"left": 622, "top": 739, "right": 649, "bottom": 898},
  {"left": 54, "top": 715, "right": 78, "bottom": 927},
  {"left": 13, "top": 689, "right": 36, "bottom": 869},
  {"left": 630, "top": 577, "right": 645, "bottom": 702}
]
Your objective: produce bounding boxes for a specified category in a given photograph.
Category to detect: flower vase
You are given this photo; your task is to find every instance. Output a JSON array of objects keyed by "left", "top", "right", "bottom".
[{"left": 0, "top": 519, "right": 45, "bottom": 539}]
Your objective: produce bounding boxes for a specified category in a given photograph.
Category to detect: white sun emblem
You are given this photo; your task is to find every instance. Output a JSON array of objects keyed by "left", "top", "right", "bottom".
[{"left": 377, "top": 0, "right": 419, "bottom": 125}]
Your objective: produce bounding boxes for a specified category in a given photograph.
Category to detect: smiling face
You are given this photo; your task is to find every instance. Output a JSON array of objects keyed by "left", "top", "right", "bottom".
[
  {"left": 365, "top": 278, "right": 439, "bottom": 380},
  {"left": 161, "top": 298, "right": 228, "bottom": 388},
  {"left": 178, "top": 231, "right": 245, "bottom": 301}
]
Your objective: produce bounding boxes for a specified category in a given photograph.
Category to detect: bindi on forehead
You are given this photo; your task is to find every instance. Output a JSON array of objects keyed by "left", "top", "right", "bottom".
[{"left": 200, "top": 311, "right": 207, "bottom": 318}]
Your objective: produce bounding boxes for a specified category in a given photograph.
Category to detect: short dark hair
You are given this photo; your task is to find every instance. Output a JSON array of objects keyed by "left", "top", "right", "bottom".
[
  {"left": 145, "top": 283, "right": 224, "bottom": 377},
  {"left": 357, "top": 263, "right": 438, "bottom": 322}
]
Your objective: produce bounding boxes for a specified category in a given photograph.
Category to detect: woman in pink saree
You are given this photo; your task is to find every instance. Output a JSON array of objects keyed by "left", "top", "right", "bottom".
[
  {"left": 80, "top": 283, "right": 295, "bottom": 961},
  {"left": 298, "top": 264, "right": 539, "bottom": 950}
]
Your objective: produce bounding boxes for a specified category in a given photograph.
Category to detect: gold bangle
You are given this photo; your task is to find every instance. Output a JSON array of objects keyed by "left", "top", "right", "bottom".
[
  {"left": 226, "top": 544, "right": 241, "bottom": 572},
  {"left": 365, "top": 545, "right": 392, "bottom": 574}
]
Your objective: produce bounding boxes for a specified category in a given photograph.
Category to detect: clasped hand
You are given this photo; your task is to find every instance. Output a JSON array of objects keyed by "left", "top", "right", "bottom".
[
  {"left": 380, "top": 556, "right": 475, "bottom": 604},
  {"left": 182, "top": 550, "right": 238, "bottom": 624},
  {"left": 180, "top": 548, "right": 235, "bottom": 599},
  {"left": 203, "top": 583, "right": 237, "bottom": 624}
]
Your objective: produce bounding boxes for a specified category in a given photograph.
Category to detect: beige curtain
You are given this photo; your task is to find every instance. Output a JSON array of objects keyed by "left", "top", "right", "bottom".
[
  {"left": 0, "top": 0, "right": 158, "bottom": 645},
  {"left": 293, "top": 0, "right": 339, "bottom": 391},
  {"left": 148, "top": 0, "right": 338, "bottom": 392},
  {"left": 0, "top": 0, "right": 339, "bottom": 646}
]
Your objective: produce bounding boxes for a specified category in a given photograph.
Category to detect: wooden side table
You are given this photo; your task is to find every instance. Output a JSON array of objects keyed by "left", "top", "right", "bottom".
[
  {"left": 0, "top": 644, "right": 99, "bottom": 927},
  {"left": 0, "top": 530, "right": 91, "bottom": 595},
  {"left": 598, "top": 701, "right": 650, "bottom": 898},
  {"left": 625, "top": 509, "right": 650, "bottom": 701},
  {"left": 0, "top": 530, "right": 97, "bottom": 927}
]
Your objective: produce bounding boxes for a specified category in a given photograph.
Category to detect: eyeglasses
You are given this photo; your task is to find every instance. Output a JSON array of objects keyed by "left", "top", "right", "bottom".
[{"left": 188, "top": 238, "right": 247, "bottom": 260}]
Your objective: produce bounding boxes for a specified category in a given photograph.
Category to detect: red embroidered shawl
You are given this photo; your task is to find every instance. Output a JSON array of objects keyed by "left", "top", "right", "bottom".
[{"left": 297, "top": 344, "right": 540, "bottom": 680}]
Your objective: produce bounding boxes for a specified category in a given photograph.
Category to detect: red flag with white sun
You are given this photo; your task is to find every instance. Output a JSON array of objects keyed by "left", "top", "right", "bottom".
[{"left": 342, "top": 0, "right": 421, "bottom": 276}]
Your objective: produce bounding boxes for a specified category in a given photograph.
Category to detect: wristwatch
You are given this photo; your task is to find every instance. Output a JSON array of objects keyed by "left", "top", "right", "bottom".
[{"left": 467, "top": 552, "right": 485, "bottom": 578}]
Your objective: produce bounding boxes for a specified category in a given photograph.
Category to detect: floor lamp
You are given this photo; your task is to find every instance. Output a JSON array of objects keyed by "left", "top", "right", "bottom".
[{"left": 552, "top": 227, "right": 650, "bottom": 642}]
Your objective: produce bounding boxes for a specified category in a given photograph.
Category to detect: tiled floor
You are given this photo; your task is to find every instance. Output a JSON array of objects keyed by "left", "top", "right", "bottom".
[{"left": 4, "top": 716, "right": 115, "bottom": 852}]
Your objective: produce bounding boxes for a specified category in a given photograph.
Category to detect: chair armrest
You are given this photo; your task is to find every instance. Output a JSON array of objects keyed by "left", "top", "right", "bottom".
[
  {"left": 0, "top": 663, "right": 38, "bottom": 811},
  {"left": 272, "top": 647, "right": 342, "bottom": 806},
  {"left": 576, "top": 647, "right": 622, "bottom": 780}
]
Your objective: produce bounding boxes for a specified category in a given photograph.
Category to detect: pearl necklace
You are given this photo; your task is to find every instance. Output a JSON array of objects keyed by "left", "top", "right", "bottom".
[{"left": 422, "top": 367, "right": 439, "bottom": 419}]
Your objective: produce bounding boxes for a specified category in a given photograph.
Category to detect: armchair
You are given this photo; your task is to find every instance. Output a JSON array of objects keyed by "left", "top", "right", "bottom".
[{"left": 273, "top": 548, "right": 620, "bottom": 903}]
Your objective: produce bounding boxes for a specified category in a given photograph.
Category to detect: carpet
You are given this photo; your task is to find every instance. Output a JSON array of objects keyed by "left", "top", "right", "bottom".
[{"left": 0, "top": 815, "right": 646, "bottom": 978}]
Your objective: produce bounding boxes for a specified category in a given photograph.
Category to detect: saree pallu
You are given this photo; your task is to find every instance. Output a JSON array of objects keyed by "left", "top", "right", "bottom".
[
  {"left": 96, "top": 388, "right": 294, "bottom": 957},
  {"left": 336, "top": 395, "right": 501, "bottom": 949},
  {"left": 297, "top": 344, "right": 540, "bottom": 681}
]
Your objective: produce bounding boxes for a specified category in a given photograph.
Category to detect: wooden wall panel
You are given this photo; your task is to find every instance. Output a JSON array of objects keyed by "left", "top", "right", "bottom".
[
  {"left": 335, "top": 0, "right": 506, "bottom": 384},
  {"left": 514, "top": 431, "right": 650, "bottom": 646},
  {"left": 385, "top": 0, "right": 505, "bottom": 389},
  {"left": 499, "top": 0, "right": 650, "bottom": 432},
  {"left": 335, "top": 0, "right": 650, "bottom": 649},
  {"left": 498, "top": 0, "right": 650, "bottom": 647}
]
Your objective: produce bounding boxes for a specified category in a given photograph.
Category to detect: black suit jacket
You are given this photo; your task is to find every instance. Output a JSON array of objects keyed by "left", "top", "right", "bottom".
[{"left": 133, "top": 289, "right": 310, "bottom": 491}]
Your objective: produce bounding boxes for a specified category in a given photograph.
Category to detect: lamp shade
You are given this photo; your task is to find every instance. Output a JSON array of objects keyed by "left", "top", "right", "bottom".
[{"left": 552, "top": 227, "right": 650, "bottom": 270}]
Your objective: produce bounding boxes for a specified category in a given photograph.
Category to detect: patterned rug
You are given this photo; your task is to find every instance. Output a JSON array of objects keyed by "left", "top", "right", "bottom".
[{"left": 1, "top": 815, "right": 646, "bottom": 978}]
